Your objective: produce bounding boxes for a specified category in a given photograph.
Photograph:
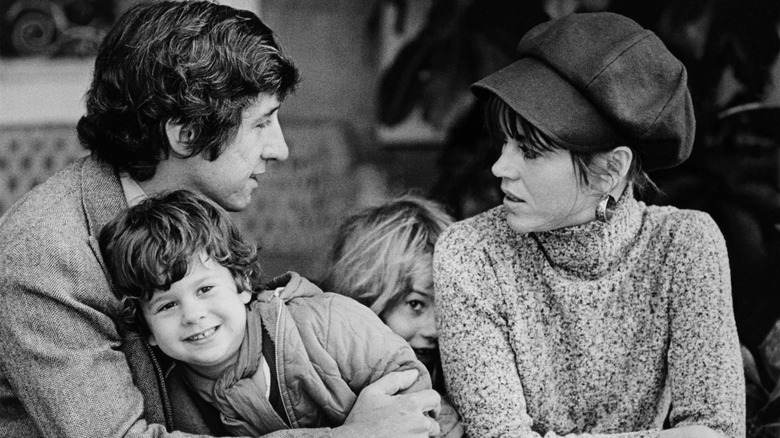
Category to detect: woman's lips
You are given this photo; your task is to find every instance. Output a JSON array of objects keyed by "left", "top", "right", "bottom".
[{"left": 502, "top": 188, "right": 524, "bottom": 203}]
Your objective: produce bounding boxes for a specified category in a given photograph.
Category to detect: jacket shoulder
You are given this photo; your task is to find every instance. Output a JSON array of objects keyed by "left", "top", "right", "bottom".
[
  {"left": 0, "top": 159, "right": 84, "bottom": 231},
  {"left": 286, "top": 292, "right": 381, "bottom": 330}
]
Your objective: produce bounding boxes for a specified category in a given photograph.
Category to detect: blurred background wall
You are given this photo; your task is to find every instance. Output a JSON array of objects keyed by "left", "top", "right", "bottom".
[{"left": 1, "top": 0, "right": 780, "bottom": 353}]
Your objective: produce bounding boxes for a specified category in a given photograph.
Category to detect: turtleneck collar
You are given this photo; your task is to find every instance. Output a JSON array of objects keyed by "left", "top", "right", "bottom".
[{"left": 530, "top": 189, "right": 643, "bottom": 279}]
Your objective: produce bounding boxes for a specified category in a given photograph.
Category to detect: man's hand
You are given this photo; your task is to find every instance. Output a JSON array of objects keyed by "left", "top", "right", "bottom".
[{"left": 335, "top": 369, "right": 441, "bottom": 438}]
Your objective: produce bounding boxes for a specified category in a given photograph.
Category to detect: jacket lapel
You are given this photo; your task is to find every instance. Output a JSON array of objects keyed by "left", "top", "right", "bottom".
[
  {"left": 75, "top": 157, "right": 179, "bottom": 430},
  {"left": 79, "top": 157, "right": 127, "bottom": 297}
]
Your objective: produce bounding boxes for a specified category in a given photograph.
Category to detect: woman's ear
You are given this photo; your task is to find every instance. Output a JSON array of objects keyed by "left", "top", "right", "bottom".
[
  {"left": 164, "top": 120, "right": 195, "bottom": 156},
  {"left": 239, "top": 290, "right": 252, "bottom": 304},
  {"left": 148, "top": 333, "right": 158, "bottom": 347},
  {"left": 596, "top": 146, "right": 633, "bottom": 192},
  {"left": 608, "top": 146, "right": 633, "bottom": 180}
]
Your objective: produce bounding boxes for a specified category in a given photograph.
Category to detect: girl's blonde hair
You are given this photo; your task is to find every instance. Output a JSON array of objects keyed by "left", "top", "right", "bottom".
[{"left": 323, "top": 194, "right": 454, "bottom": 317}]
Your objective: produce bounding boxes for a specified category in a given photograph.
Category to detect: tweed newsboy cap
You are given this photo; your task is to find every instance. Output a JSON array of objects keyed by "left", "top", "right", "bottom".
[{"left": 472, "top": 12, "right": 695, "bottom": 170}]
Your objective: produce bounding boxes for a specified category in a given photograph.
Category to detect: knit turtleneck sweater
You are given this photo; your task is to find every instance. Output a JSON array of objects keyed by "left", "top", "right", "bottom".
[{"left": 433, "top": 195, "right": 745, "bottom": 438}]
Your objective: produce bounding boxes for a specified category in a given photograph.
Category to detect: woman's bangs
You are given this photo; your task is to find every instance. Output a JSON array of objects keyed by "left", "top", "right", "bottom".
[{"left": 486, "top": 96, "right": 558, "bottom": 155}]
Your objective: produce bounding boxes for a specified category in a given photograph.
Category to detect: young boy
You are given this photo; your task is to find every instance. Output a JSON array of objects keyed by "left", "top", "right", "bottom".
[{"left": 98, "top": 190, "right": 433, "bottom": 437}]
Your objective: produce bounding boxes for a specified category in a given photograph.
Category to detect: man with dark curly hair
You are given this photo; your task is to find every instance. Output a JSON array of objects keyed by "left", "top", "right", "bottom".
[{"left": 0, "top": 2, "right": 440, "bottom": 438}]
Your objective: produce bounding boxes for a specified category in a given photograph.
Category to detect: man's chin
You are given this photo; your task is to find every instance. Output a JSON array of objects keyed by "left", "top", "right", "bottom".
[{"left": 219, "top": 195, "right": 253, "bottom": 213}]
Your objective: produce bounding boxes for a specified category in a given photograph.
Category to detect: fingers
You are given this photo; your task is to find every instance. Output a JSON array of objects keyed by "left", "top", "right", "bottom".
[
  {"left": 404, "top": 389, "right": 441, "bottom": 415},
  {"left": 428, "top": 415, "right": 441, "bottom": 437},
  {"left": 366, "top": 369, "right": 420, "bottom": 396}
]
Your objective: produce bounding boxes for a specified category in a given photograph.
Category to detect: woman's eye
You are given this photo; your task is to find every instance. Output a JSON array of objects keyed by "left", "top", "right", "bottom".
[
  {"left": 515, "top": 141, "right": 540, "bottom": 159},
  {"left": 504, "top": 138, "right": 540, "bottom": 160},
  {"left": 522, "top": 148, "right": 541, "bottom": 160},
  {"left": 257, "top": 120, "right": 271, "bottom": 129}
]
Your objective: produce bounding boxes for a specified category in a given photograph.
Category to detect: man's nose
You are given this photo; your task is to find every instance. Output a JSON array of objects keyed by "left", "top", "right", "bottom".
[{"left": 263, "top": 122, "right": 289, "bottom": 162}]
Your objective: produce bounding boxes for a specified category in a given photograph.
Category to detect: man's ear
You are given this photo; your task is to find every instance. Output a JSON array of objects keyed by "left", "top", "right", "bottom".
[
  {"left": 239, "top": 291, "right": 252, "bottom": 304},
  {"left": 148, "top": 333, "right": 158, "bottom": 347},
  {"left": 164, "top": 120, "right": 195, "bottom": 156}
]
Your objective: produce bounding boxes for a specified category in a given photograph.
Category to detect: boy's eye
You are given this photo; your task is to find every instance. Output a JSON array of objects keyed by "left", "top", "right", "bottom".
[
  {"left": 157, "top": 301, "right": 176, "bottom": 313},
  {"left": 197, "top": 285, "right": 213, "bottom": 295}
]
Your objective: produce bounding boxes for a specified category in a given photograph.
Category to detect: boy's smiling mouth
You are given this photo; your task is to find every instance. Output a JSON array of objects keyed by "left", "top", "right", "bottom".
[{"left": 184, "top": 326, "right": 219, "bottom": 342}]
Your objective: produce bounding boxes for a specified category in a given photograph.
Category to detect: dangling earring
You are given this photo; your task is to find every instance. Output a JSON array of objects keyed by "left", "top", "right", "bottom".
[{"left": 595, "top": 194, "right": 616, "bottom": 223}]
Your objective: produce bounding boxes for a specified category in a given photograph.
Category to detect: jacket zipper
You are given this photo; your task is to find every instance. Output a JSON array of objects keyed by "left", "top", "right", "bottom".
[
  {"left": 144, "top": 341, "right": 174, "bottom": 431},
  {"left": 274, "top": 297, "right": 294, "bottom": 427}
]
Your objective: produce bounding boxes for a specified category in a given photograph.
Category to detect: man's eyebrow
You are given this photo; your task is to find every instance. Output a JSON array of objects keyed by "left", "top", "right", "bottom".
[
  {"left": 245, "top": 106, "right": 279, "bottom": 125},
  {"left": 264, "top": 104, "right": 281, "bottom": 116},
  {"left": 253, "top": 103, "right": 281, "bottom": 120}
]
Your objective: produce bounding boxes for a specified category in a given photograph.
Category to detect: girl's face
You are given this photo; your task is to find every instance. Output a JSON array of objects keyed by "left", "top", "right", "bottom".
[
  {"left": 491, "top": 130, "right": 601, "bottom": 234},
  {"left": 382, "top": 275, "right": 438, "bottom": 368}
]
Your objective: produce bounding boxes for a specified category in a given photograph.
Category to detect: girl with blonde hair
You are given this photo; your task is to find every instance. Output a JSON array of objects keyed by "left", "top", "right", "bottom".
[{"left": 324, "top": 194, "right": 462, "bottom": 438}]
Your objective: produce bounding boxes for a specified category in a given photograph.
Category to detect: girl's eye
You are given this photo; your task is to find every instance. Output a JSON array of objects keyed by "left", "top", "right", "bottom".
[{"left": 408, "top": 300, "right": 424, "bottom": 311}]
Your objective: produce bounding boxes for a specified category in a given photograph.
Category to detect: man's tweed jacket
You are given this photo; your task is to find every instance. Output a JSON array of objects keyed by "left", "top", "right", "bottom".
[{"left": 0, "top": 156, "right": 218, "bottom": 437}]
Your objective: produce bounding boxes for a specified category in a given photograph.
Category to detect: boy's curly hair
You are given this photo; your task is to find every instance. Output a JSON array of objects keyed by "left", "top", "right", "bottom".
[{"left": 98, "top": 190, "right": 263, "bottom": 337}]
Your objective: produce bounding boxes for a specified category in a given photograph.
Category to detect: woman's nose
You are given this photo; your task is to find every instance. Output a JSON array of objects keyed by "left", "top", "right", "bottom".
[{"left": 492, "top": 149, "right": 515, "bottom": 179}]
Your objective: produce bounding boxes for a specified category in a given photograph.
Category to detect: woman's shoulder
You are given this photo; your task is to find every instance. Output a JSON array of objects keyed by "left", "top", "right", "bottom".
[
  {"left": 439, "top": 206, "right": 523, "bottom": 252},
  {"left": 642, "top": 203, "right": 725, "bottom": 245}
]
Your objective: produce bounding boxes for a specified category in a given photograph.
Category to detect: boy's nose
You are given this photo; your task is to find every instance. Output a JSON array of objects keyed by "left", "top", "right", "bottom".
[{"left": 181, "top": 301, "right": 207, "bottom": 324}]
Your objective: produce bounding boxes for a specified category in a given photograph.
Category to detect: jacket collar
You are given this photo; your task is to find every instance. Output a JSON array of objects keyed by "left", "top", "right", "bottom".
[
  {"left": 79, "top": 156, "right": 127, "bottom": 298},
  {"left": 530, "top": 190, "right": 643, "bottom": 279},
  {"left": 80, "top": 155, "right": 127, "bottom": 239}
]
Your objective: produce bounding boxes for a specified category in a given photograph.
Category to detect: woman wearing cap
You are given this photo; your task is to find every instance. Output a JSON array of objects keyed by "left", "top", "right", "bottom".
[{"left": 434, "top": 12, "right": 744, "bottom": 438}]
